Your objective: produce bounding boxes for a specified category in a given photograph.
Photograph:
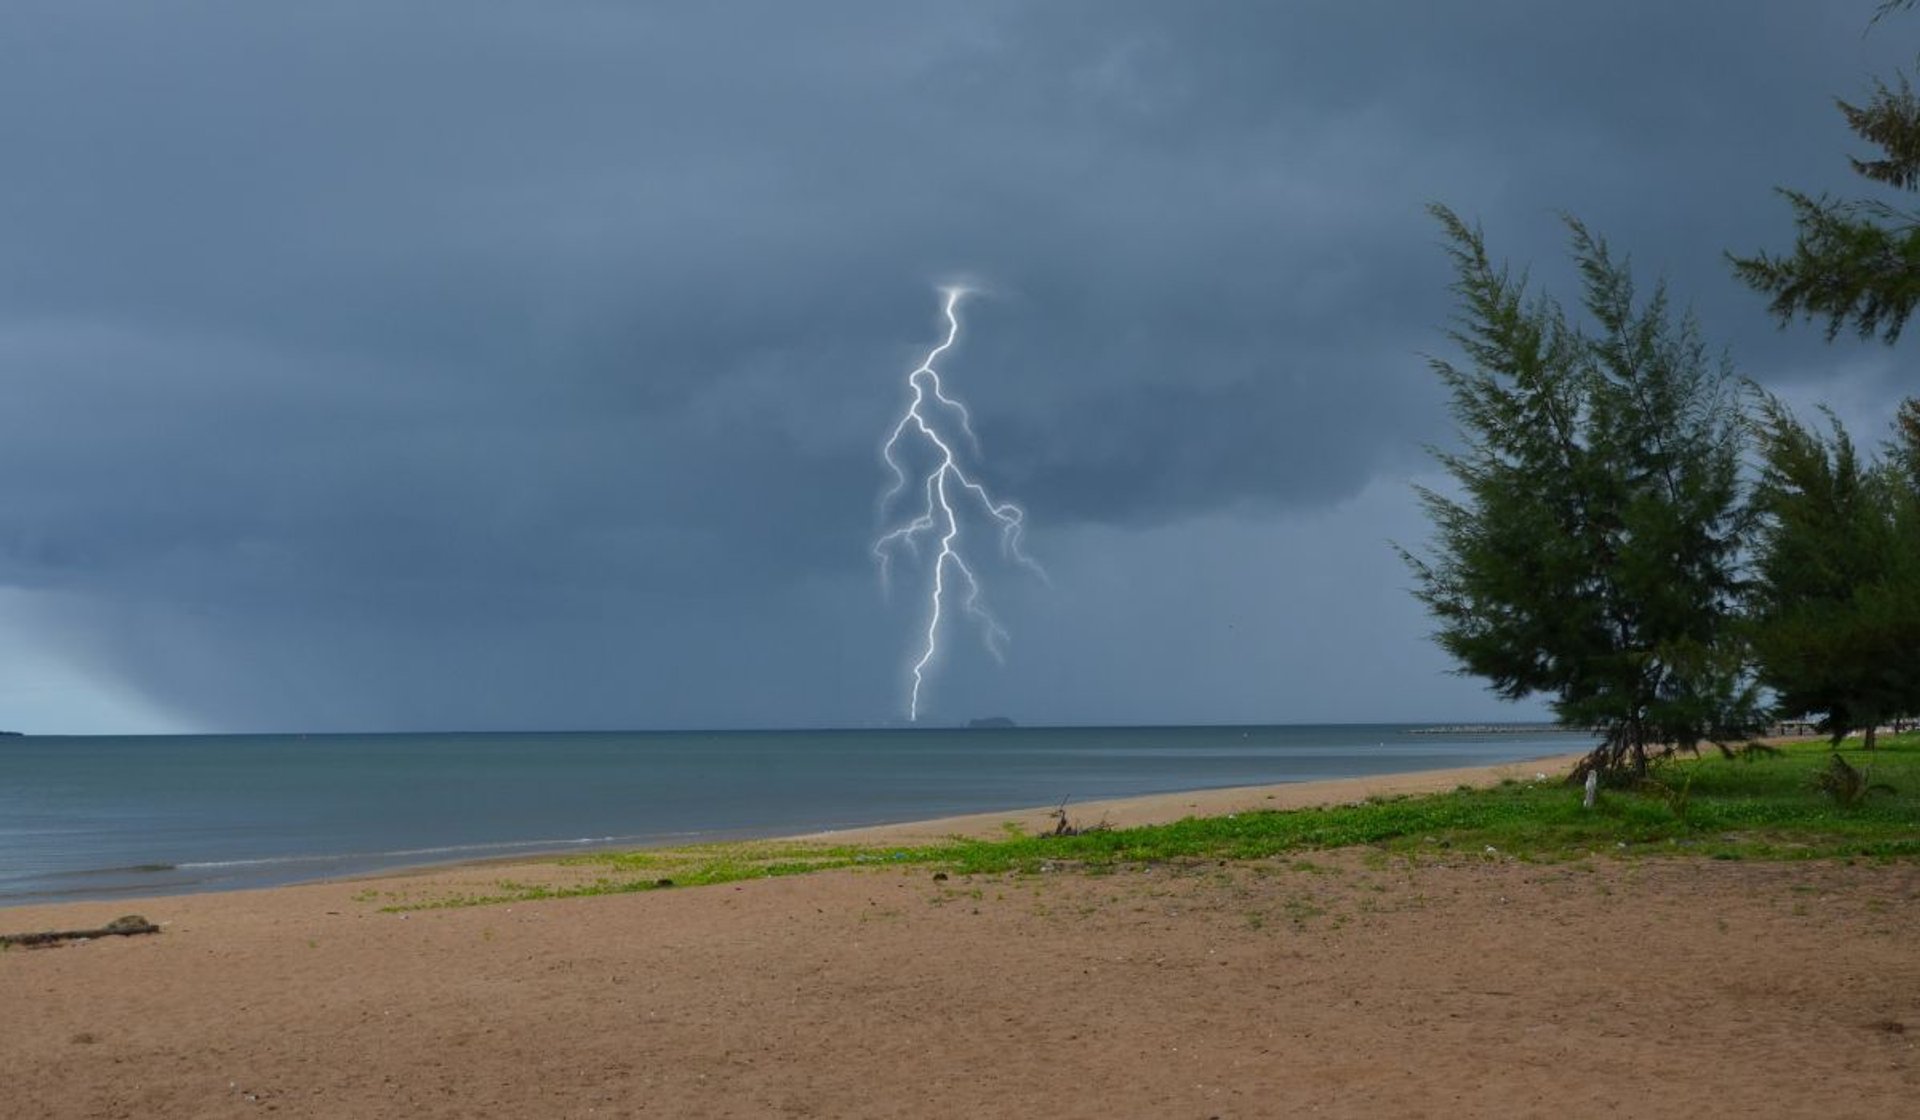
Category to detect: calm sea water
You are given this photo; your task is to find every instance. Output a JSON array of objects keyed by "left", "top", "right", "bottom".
[{"left": 0, "top": 724, "right": 1593, "bottom": 906}]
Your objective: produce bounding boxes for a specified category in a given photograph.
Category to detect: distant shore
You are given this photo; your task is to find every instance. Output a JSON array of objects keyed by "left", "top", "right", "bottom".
[{"left": 1404, "top": 723, "right": 1581, "bottom": 735}]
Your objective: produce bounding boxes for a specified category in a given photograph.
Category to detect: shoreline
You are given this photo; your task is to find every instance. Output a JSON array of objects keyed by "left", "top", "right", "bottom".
[
  {"left": 1, "top": 749, "right": 1585, "bottom": 925},
  {"left": 5, "top": 726, "right": 1602, "bottom": 909},
  {"left": 360, "top": 749, "right": 1589, "bottom": 878},
  {"left": 788, "top": 749, "right": 1588, "bottom": 846}
]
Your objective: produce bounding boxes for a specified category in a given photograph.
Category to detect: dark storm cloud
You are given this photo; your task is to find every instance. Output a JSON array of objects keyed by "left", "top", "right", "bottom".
[{"left": 0, "top": 1, "right": 1913, "bottom": 729}]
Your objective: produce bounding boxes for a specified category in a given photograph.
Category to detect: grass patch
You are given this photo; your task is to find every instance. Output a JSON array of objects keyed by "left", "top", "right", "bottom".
[
  {"left": 382, "top": 735, "right": 1920, "bottom": 910},
  {"left": 378, "top": 841, "right": 941, "bottom": 910}
]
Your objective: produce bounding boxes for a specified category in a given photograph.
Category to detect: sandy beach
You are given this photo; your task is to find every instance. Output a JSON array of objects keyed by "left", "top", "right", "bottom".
[{"left": 4, "top": 753, "right": 1916, "bottom": 1119}]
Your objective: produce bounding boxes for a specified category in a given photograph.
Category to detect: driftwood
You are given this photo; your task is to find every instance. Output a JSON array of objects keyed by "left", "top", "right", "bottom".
[
  {"left": 1041, "top": 800, "right": 1111, "bottom": 838},
  {"left": 0, "top": 914, "right": 159, "bottom": 948},
  {"left": 1816, "top": 753, "right": 1896, "bottom": 806}
]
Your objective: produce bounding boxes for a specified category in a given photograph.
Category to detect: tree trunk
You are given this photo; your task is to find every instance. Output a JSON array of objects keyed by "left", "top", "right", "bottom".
[
  {"left": 1864, "top": 725, "right": 1878, "bottom": 751},
  {"left": 1571, "top": 730, "right": 1648, "bottom": 785}
]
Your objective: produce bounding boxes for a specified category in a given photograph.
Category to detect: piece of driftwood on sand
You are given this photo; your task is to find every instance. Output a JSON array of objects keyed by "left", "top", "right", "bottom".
[{"left": 0, "top": 915, "right": 159, "bottom": 948}]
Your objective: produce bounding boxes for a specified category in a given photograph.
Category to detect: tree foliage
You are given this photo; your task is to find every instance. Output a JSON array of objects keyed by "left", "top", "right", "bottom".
[
  {"left": 1729, "top": 4, "right": 1920, "bottom": 745},
  {"left": 1746, "top": 396, "right": 1920, "bottom": 748},
  {"left": 1894, "top": 397, "right": 1920, "bottom": 490},
  {"left": 1404, "top": 207, "right": 1760, "bottom": 781},
  {"left": 1731, "top": 8, "right": 1920, "bottom": 342}
]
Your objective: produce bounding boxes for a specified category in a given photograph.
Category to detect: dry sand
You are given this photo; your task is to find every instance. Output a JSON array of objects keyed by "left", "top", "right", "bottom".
[{"left": 3, "top": 754, "right": 1916, "bottom": 1119}]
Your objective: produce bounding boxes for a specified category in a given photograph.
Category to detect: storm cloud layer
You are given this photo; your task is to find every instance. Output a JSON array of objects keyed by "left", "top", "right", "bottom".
[{"left": 1, "top": 2, "right": 1914, "bottom": 731}]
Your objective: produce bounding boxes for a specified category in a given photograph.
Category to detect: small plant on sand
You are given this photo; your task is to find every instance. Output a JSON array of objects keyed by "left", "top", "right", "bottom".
[
  {"left": 1039, "top": 799, "right": 1111, "bottom": 838},
  {"left": 1814, "top": 752, "right": 1896, "bottom": 806},
  {"left": 1282, "top": 893, "right": 1328, "bottom": 928}
]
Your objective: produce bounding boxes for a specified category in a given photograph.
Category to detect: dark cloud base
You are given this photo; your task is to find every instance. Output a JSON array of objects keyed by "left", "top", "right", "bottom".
[{"left": 0, "top": 2, "right": 1909, "bottom": 730}]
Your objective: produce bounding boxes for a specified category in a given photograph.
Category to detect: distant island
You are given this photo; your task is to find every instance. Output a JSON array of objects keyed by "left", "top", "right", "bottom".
[{"left": 966, "top": 716, "right": 1017, "bottom": 729}]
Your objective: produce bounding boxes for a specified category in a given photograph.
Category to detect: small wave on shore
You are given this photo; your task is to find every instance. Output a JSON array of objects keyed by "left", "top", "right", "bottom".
[{"left": 0, "top": 836, "right": 680, "bottom": 907}]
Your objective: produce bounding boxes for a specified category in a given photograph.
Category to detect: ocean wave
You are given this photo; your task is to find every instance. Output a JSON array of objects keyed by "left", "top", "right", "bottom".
[
  {"left": 2, "top": 832, "right": 738, "bottom": 904},
  {"left": 175, "top": 834, "right": 652, "bottom": 870},
  {"left": 2, "top": 862, "right": 178, "bottom": 884}
]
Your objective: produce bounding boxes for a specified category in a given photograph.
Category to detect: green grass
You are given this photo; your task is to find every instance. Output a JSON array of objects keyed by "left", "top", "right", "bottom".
[
  {"left": 923, "top": 734, "right": 1920, "bottom": 871},
  {"left": 380, "top": 734, "right": 1920, "bottom": 910},
  {"left": 379, "top": 842, "right": 924, "bottom": 909}
]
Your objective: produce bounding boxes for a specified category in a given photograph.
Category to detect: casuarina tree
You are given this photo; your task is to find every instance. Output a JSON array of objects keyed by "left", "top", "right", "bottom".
[
  {"left": 1730, "top": 1, "right": 1920, "bottom": 343},
  {"left": 1746, "top": 396, "right": 1920, "bottom": 749},
  {"left": 1731, "top": 4, "right": 1920, "bottom": 742},
  {"left": 1403, "top": 207, "right": 1761, "bottom": 781}
]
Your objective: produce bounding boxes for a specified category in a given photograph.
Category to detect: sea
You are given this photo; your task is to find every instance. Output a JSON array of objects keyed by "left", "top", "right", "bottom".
[{"left": 0, "top": 723, "right": 1595, "bottom": 907}]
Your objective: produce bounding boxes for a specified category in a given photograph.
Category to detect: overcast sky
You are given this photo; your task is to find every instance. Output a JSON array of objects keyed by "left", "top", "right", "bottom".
[{"left": 1, "top": 2, "right": 1914, "bottom": 733}]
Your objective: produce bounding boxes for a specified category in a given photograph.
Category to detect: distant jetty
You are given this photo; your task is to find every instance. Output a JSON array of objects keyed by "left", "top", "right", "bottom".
[
  {"left": 1405, "top": 724, "right": 1584, "bottom": 735},
  {"left": 966, "top": 716, "right": 1018, "bottom": 729}
]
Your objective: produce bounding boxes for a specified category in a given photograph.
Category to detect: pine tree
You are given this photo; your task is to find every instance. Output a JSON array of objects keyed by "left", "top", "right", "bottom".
[
  {"left": 1746, "top": 397, "right": 1920, "bottom": 748},
  {"left": 1404, "top": 207, "right": 1760, "bottom": 781},
  {"left": 1729, "top": 24, "right": 1920, "bottom": 343},
  {"left": 1729, "top": 4, "right": 1920, "bottom": 741}
]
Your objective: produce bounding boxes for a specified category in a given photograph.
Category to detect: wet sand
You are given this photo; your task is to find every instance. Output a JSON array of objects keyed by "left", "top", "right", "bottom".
[{"left": 4, "top": 752, "right": 1915, "bottom": 1118}]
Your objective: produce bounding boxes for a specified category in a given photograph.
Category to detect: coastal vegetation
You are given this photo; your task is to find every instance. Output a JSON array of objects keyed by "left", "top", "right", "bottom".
[
  {"left": 1747, "top": 396, "right": 1920, "bottom": 750},
  {"left": 1403, "top": 209, "right": 1758, "bottom": 781},
  {"left": 1406, "top": 209, "right": 1920, "bottom": 780},
  {"left": 374, "top": 734, "right": 1918, "bottom": 911},
  {"left": 1403, "top": 7, "right": 1920, "bottom": 781},
  {"left": 1730, "top": 0, "right": 1920, "bottom": 345}
]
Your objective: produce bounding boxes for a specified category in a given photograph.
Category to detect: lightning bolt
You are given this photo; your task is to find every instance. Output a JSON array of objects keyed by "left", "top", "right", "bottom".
[{"left": 874, "top": 287, "right": 1045, "bottom": 722}]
